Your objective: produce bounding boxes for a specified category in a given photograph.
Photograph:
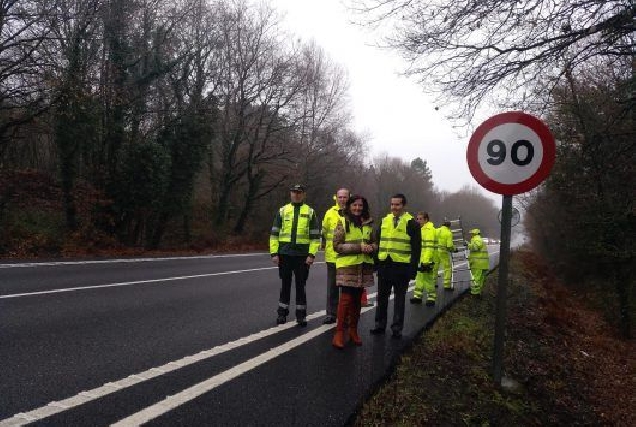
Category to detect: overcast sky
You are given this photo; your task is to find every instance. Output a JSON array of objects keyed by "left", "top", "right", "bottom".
[{"left": 272, "top": 0, "right": 502, "bottom": 206}]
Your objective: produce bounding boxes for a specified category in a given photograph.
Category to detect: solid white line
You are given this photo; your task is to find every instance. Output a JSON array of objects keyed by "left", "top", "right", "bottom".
[
  {"left": 1, "top": 256, "right": 487, "bottom": 425},
  {"left": 110, "top": 291, "right": 397, "bottom": 427},
  {"left": 110, "top": 325, "right": 333, "bottom": 426},
  {"left": 0, "top": 253, "right": 269, "bottom": 269},
  {"left": 0, "top": 288, "right": 389, "bottom": 427},
  {"left": 0, "top": 266, "right": 290, "bottom": 299}
]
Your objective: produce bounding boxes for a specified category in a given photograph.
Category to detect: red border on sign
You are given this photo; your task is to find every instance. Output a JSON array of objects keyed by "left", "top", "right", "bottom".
[{"left": 466, "top": 111, "right": 555, "bottom": 195}]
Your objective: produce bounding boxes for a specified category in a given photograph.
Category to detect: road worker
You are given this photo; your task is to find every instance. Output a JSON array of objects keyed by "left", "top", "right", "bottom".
[
  {"left": 437, "top": 220, "right": 455, "bottom": 290},
  {"left": 432, "top": 221, "right": 441, "bottom": 288},
  {"left": 467, "top": 228, "right": 489, "bottom": 296},
  {"left": 370, "top": 193, "right": 421, "bottom": 338},
  {"left": 321, "top": 188, "right": 349, "bottom": 324},
  {"left": 410, "top": 212, "right": 437, "bottom": 306},
  {"left": 270, "top": 184, "right": 321, "bottom": 326},
  {"left": 331, "top": 195, "right": 377, "bottom": 348}
]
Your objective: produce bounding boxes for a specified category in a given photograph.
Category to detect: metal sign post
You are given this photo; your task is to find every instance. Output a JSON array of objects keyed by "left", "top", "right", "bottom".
[
  {"left": 466, "top": 111, "right": 555, "bottom": 387},
  {"left": 493, "top": 194, "right": 512, "bottom": 384}
]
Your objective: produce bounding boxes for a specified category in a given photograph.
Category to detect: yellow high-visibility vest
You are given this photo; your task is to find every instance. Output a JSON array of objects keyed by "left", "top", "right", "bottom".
[
  {"left": 335, "top": 220, "right": 374, "bottom": 268},
  {"left": 322, "top": 205, "right": 342, "bottom": 263},
  {"left": 269, "top": 203, "right": 319, "bottom": 254},
  {"left": 378, "top": 213, "right": 413, "bottom": 264},
  {"left": 468, "top": 234, "right": 489, "bottom": 269},
  {"left": 420, "top": 221, "right": 436, "bottom": 264}
]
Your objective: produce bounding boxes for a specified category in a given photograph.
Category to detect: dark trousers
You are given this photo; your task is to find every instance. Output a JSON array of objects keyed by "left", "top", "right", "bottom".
[
  {"left": 374, "top": 264, "right": 411, "bottom": 333},
  {"left": 325, "top": 262, "right": 340, "bottom": 319},
  {"left": 278, "top": 255, "right": 310, "bottom": 317}
]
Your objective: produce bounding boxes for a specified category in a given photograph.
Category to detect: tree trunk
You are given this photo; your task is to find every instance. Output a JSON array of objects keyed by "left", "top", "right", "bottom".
[{"left": 60, "top": 152, "right": 78, "bottom": 231}]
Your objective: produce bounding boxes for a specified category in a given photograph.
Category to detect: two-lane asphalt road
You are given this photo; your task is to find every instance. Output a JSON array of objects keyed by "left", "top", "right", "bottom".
[{"left": 1, "top": 248, "right": 499, "bottom": 426}]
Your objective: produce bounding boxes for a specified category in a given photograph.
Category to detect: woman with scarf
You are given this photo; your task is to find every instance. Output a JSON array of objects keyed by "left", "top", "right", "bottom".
[{"left": 332, "top": 195, "right": 377, "bottom": 349}]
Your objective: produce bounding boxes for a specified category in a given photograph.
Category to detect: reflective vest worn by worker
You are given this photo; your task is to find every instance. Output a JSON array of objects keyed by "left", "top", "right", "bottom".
[
  {"left": 378, "top": 213, "right": 413, "bottom": 263},
  {"left": 437, "top": 224, "right": 454, "bottom": 254},
  {"left": 468, "top": 233, "right": 489, "bottom": 270},
  {"left": 335, "top": 220, "right": 374, "bottom": 268},
  {"left": 269, "top": 203, "right": 320, "bottom": 255},
  {"left": 419, "top": 221, "right": 436, "bottom": 265},
  {"left": 322, "top": 204, "right": 343, "bottom": 263}
]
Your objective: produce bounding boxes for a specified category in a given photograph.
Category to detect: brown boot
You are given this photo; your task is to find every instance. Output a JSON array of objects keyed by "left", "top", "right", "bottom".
[
  {"left": 349, "top": 292, "right": 362, "bottom": 346},
  {"left": 332, "top": 292, "right": 350, "bottom": 349}
]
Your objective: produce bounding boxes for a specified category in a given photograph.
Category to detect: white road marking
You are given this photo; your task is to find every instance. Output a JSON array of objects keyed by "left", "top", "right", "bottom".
[
  {"left": 0, "top": 264, "right": 323, "bottom": 299},
  {"left": 110, "top": 326, "right": 333, "bottom": 426},
  {"left": 0, "top": 288, "right": 390, "bottom": 427},
  {"left": 0, "top": 253, "right": 268, "bottom": 269},
  {"left": 1, "top": 255, "right": 490, "bottom": 425},
  {"left": 110, "top": 292, "right": 397, "bottom": 427}
]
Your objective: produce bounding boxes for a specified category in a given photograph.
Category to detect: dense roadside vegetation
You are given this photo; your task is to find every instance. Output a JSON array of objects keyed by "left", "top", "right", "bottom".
[
  {"left": 0, "top": 0, "right": 502, "bottom": 258},
  {"left": 1, "top": 0, "right": 631, "bottom": 337},
  {"left": 355, "top": 250, "right": 634, "bottom": 426}
]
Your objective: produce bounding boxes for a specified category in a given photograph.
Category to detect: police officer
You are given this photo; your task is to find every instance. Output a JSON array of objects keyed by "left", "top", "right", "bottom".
[
  {"left": 467, "top": 228, "right": 489, "bottom": 295},
  {"left": 370, "top": 193, "right": 421, "bottom": 338},
  {"left": 321, "top": 188, "right": 350, "bottom": 324},
  {"left": 270, "top": 184, "right": 321, "bottom": 326}
]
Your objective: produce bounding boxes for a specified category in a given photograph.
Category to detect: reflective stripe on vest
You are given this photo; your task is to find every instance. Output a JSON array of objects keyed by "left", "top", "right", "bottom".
[
  {"left": 278, "top": 204, "right": 314, "bottom": 244},
  {"left": 468, "top": 236, "right": 489, "bottom": 268},
  {"left": 378, "top": 213, "right": 412, "bottom": 263},
  {"left": 336, "top": 222, "right": 373, "bottom": 268},
  {"left": 420, "top": 222, "right": 437, "bottom": 264}
]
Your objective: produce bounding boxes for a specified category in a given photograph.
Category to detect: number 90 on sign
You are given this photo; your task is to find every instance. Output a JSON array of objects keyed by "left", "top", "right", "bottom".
[
  {"left": 477, "top": 122, "right": 543, "bottom": 186},
  {"left": 467, "top": 112, "right": 555, "bottom": 195}
]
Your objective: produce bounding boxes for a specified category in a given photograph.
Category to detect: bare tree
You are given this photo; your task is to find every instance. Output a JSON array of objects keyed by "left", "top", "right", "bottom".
[
  {"left": 46, "top": 0, "right": 103, "bottom": 230},
  {"left": 350, "top": 0, "right": 635, "bottom": 119},
  {"left": 524, "top": 59, "right": 634, "bottom": 337},
  {"left": 0, "top": 1, "right": 54, "bottom": 159}
]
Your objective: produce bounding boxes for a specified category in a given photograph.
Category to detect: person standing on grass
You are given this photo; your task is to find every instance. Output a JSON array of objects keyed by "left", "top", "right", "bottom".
[{"left": 467, "top": 228, "right": 489, "bottom": 296}]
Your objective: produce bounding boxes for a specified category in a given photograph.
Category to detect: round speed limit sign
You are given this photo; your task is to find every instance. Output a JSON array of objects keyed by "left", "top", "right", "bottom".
[{"left": 466, "top": 112, "right": 555, "bottom": 195}]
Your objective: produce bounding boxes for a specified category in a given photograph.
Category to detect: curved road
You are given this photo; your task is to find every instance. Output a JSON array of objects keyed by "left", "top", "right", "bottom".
[{"left": 0, "top": 248, "right": 499, "bottom": 426}]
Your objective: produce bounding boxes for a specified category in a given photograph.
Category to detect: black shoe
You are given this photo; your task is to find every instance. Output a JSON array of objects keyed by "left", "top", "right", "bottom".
[
  {"left": 444, "top": 287, "right": 454, "bottom": 292},
  {"left": 369, "top": 327, "right": 385, "bottom": 335},
  {"left": 322, "top": 316, "right": 336, "bottom": 324},
  {"left": 391, "top": 330, "right": 402, "bottom": 339},
  {"left": 409, "top": 297, "right": 422, "bottom": 304},
  {"left": 425, "top": 300, "right": 436, "bottom": 307},
  {"left": 297, "top": 318, "right": 307, "bottom": 327},
  {"left": 276, "top": 315, "right": 286, "bottom": 325}
]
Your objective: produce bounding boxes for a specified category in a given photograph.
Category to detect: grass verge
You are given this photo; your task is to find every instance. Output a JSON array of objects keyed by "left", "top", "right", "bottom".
[{"left": 354, "top": 249, "right": 634, "bottom": 426}]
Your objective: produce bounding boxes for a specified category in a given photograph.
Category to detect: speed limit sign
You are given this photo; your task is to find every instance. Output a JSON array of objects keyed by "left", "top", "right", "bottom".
[{"left": 466, "top": 112, "right": 555, "bottom": 195}]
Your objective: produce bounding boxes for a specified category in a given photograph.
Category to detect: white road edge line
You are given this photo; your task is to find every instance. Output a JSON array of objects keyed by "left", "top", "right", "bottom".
[
  {"left": 110, "top": 290, "right": 404, "bottom": 427},
  {"left": 1, "top": 265, "right": 326, "bottom": 299},
  {"left": 0, "top": 253, "right": 268, "bottom": 269},
  {"left": 2, "top": 256, "right": 492, "bottom": 425},
  {"left": 0, "top": 287, "right": 396, "bottom": 427},
  {"left": 111, "top": 326, "right": 333, "bottom": 426}
]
